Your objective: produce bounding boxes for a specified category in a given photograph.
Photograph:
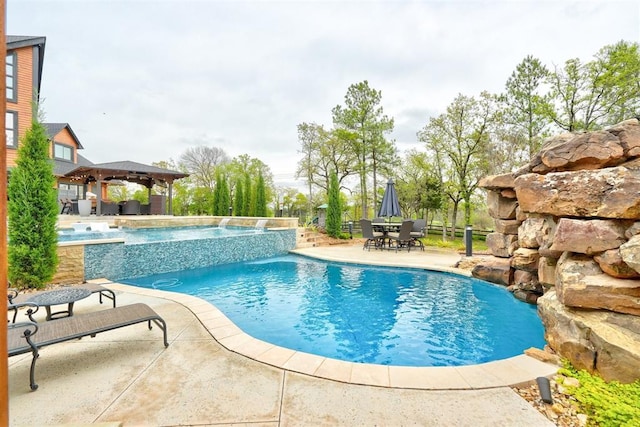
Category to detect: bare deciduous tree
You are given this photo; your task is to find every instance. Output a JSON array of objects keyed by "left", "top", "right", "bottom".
[{"left": 179, "top": 146, "right": 230, "bottom": 191}]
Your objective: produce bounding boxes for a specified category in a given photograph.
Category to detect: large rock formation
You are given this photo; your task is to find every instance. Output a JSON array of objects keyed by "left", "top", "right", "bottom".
[{"left": 476, "top": 118, "right": 640, "bottom": 383}]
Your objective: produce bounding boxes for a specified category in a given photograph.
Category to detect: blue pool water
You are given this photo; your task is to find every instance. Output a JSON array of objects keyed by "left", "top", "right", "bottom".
[
  {"left": 122, "top": 254, "right": 546, "bottom": 367},
  {"left": 58, "top": 225, "right": 259, "bottom": 244}
]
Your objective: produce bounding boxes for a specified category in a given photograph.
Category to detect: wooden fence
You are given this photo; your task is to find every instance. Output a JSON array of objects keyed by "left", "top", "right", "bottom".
[{"left": 341, "top": 221, "right": 492, "bottom": 240}]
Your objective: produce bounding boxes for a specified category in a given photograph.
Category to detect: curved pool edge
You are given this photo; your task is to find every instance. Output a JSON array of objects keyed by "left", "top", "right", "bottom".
[
  {"left": 98, "top": 280, "right": 559, "bottom": 391},
  {"left": 289, "top": 246, "right": 473, "bottom": 276}
]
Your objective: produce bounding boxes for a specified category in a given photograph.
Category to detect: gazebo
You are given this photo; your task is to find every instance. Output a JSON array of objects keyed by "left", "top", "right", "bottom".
[{"left": 64, "top": 161, "right": 189, "bottom": 215}]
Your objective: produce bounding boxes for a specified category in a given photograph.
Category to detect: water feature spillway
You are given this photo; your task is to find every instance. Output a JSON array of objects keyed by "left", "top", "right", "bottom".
[{"left": 68, "top": 224, "right": 297, "bottom": 281}]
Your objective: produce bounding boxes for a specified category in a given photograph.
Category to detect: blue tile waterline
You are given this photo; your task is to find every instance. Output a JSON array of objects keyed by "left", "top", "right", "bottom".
[
  {"left": 122, "top": 254, "right": 547, "bottom": 367},
  {"left": 83, "top": 228, "right": 297, "bottom": 281}
]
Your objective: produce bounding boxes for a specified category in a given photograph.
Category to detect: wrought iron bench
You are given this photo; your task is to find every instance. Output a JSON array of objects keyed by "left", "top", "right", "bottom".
[{"left": 8, "top": 302, "right": 169, "bottom": 391}]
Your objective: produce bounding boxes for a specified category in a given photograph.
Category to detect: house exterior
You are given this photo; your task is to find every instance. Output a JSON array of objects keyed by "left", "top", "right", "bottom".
[
  {"left": 6, "top": 35, "right": 187, "bottom": 214},
  {"left": 6, "top": 36, "right": 94, "bottom": 203},
  {"left": 46, "top": 122, "right": 94, "bottom": 201},
  {"left": 5, "top": 35, "right": 46, "bottom": 169}
]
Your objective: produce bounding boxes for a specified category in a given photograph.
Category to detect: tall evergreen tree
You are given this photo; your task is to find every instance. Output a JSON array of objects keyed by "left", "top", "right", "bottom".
[
  {"left": 8, "top": 119, "right": 59, "bottom": 289},
  {"left": 217, "top": 174, "right": 231, "bottom": 216},
  {"left": 332, "top": 80, "right": 394, "bottom": 218},
  {"left": 243, "top": 173, "right": 252, "bottom": 216},
  {"left": 233, "top": 178, "right": 243, "bottom": 216},
  {"left": 326, "top": 171, "right": 342, "bottom": 238},
  {"left": 212, "top": 170, "right": 222, "bottom": 215},
  {"left": 254, "top": 173, "right": 267, "bottom": 217},
  {"left": 501, "top": 55, "right": 551, "bottom": 162}
]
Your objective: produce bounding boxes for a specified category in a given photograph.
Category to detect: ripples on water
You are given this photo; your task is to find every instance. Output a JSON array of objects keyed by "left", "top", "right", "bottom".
[{"left": 123, "top": 255, "right": 545, "bottom": 366}]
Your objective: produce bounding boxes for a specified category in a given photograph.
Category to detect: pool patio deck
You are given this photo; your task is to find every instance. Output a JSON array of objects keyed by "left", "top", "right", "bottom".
[{"left": 8, "top": 244, "right": 558, "bottom": 426}]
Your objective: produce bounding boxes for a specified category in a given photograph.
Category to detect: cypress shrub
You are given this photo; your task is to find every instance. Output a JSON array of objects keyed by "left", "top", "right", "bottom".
[
  {"left": 243, "top": 173, "right": 252, "bottom": 216},
  {"left": 233, "top": 179, "right": 243, "bottom": 216},
  {"left": 326, "top": 171, "right": 342, "bottom": 238},
  {"left": 254, "top": 173, "right": 267, "bottom": 217},
  {"left": 8, "top": 119, "right": 59, "bottom": 289}
]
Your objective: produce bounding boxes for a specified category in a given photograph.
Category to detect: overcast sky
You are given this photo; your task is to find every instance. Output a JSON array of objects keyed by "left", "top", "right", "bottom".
[{"left": 8, "top": 0, "right": 640, "bottom": 188}]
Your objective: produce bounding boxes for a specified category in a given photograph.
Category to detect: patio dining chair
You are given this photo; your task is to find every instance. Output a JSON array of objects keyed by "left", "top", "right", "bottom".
[
  {"left": 410, "top": 219, "right": 426, "bottom": 251},
  {"left": 59, "top": 199, "right": 72, "bottom": 215},
  {"left": 360, "top": 219, "right": 384, "bottom": 251},
  {"left": 387, "top": 220, "right": 414, "bottom": 252}
]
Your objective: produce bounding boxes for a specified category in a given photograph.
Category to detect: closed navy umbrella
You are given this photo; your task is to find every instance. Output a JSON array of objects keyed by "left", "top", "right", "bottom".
[{"left": 378, "top": 179, "right": 401, "bottom": 220}]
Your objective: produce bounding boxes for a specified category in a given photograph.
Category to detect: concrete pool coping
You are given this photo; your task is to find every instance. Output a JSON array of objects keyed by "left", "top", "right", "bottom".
[{"left": 99, "top": 244, "right": 559, "bottom": 391}]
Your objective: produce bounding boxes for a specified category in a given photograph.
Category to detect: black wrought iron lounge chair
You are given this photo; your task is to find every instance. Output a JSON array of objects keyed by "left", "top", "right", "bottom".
[
  {"left": 8, "top": 302, "right": 169, "bottom": 391},
  {"left": 360, "top": 219, "right": 384, "bottom": 251},
  {"left": 387, "top": 220, "right": 414, "bottom": 252}
]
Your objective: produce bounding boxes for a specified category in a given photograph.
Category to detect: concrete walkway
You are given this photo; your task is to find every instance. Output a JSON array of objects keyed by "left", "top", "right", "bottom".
[{"left": 8, "top": 245, "right": 558, "bottom": 426}]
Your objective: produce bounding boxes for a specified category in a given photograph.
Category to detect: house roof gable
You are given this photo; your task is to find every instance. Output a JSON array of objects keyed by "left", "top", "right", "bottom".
[{"left": 43, "top": 122, "right": 84, "bottom": 149}]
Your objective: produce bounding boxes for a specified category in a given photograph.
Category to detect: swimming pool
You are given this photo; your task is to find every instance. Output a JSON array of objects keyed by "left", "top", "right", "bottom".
[
  {"left": 122, "top": 254, "right": 545, "bottom": 367},
  {"left": 58, "top": 225, "right": 260, "bottom": 244}
]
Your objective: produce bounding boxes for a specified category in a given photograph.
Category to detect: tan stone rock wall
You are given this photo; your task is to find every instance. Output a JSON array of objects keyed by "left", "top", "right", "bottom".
[
  {"left": 477, "top": 118, "right": 640, "bottom": 383},
  {"left": 52, "top": 244, "right": 84, "bottom": 284}
]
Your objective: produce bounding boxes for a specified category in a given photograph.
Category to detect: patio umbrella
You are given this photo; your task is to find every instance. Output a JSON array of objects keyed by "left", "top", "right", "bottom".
[{"left": 378, "top": 179, "right": 401, "bottom": 221}]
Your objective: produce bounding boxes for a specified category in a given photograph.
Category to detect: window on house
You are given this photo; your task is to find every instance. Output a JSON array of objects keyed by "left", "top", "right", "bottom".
[
  {"left": 54, "top": 143, "right": 74, "bottom": 161},
  {"left": 6, "top": 52, "right": 16, "bottom": 102},
  {"left": 6, "top": 111, "right": 17, "bottom": 147}
]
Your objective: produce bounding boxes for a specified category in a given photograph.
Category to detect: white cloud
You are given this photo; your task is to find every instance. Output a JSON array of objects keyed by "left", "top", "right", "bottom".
[{"left": 8, "top": 0, "right": 640, "bottom": 186}]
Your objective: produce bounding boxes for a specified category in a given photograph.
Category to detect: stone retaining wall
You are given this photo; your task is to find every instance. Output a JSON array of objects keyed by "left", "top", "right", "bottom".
[
  {"left": 52, "top": 245, "right": 84, "bottom": 284},
  {"left": 477, "top": 118, "right": 640, "bottom": 383}
]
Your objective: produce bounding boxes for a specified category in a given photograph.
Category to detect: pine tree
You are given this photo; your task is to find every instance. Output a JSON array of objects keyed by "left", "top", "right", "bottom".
[
  {"left": 8, "top": 119, "right": 59, "bottom": 289},
  {"left": 326, "top": 171, "right": 342, "bottom": 238}
]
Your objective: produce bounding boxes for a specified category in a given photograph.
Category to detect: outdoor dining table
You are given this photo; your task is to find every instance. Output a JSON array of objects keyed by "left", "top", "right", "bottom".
[
  {"left": 371, "top": 222, "right": 402, "bottom": 247},
  {"left": 24, "top": 288, "right": 92, "bottom": 321},
  {"left": 372, "top": 222, "right": 402, "bottom": 233}
]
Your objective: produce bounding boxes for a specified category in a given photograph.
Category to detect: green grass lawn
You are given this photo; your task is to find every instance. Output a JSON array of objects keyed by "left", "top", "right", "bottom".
[
  {"left": 353, "top": 232, "right": 488, "bottom": 253},
  {"left": 420, "top": 235, "right": 488, "bottom": 253}
]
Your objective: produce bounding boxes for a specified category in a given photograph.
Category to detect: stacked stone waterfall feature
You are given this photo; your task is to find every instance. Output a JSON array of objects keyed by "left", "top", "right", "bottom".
[{"left": 477, "top": 118, "right": 640, "bottom": 384}]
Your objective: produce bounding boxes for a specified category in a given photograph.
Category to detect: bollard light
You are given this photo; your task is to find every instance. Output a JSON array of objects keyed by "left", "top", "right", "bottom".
[
  {"left": 464, "top": 225, "right": 473, "bottom": 257},
  {"left": 536, "top": 376, "right": 553, "bottom": 404}
]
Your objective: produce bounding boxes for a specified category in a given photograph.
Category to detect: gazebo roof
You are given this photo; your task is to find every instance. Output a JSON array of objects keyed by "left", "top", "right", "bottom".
[{"left": 64, "top": 160, "right": 189, "bottom": 188}]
